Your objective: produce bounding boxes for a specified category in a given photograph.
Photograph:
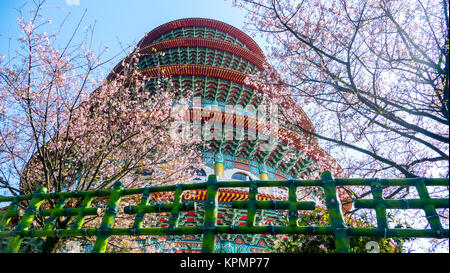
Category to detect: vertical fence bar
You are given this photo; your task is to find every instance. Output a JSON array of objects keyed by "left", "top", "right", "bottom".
[
  {"left": 6, "top": 187, "right": 47, "bottom": 253},
  {"left": 415, "top": 179, "right": 444, "bottom": 237},
  {"left": 132, "top": 188, "right": 151, "bottom": 229},
  {"left": 93, "top": 181, "right": 124, "bottom": 253},
  {"left": 168, "top": 186, "right": 183, "bottom": 239},
  {"left": 246, "top": 182, "right": 257, "bottom": 227},
  {"left": 371, "top": 179, "right": 388, "bottom": 236},
  {"left": 202, "top": 175, "right": 219, "bottom": 253},
  {"left": 321, "top": 171, "right": 350, "bottom": 253},
  {"left": 288, "top": 182, "right": 298, "bottom": 228},
  {"left": 43, "top": 197, "right": 67, "bottom": 231},
  {"left": 70, "top": 195, "right": 94, "bottom": 230},
  {"left": 0, "top": 199, "right": 21, "bottom": 231}
]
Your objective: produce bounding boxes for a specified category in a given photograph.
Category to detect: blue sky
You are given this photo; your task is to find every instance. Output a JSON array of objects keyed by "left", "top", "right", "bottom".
[{"left": 0, "top": 0, "right": 263, "bottom": 71}]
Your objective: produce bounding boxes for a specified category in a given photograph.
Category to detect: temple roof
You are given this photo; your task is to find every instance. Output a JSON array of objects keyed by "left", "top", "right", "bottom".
[
  {"left": 136, "top": 18, "right": 265, "bottom": 58},
  {"left": 106, "top": 18, "right": 344, "bottom": 178}
]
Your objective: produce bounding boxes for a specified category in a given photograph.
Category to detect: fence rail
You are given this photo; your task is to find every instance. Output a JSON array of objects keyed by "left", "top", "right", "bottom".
[{"left": 0, "top": 171, "right": 448, "bottom": 253}]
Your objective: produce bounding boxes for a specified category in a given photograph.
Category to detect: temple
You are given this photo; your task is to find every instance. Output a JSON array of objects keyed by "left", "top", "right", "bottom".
[{"left": 102, "top": 18, "right": 341, "bottom": 253}]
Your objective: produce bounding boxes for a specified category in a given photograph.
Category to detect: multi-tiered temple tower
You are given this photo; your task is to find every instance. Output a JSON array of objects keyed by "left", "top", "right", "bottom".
[{"left": 106, "top": 18, "right": 341, "bottom": 253}]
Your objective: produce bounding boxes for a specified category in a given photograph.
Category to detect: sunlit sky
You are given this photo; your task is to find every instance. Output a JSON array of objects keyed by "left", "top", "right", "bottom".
[{"left": 0, "top": 0, "right": 265, "bottom": 71}]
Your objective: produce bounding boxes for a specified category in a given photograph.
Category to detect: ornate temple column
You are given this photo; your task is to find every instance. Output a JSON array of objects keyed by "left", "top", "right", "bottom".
[
  {"left": 214, "top": 152, "right": 224, "bottom": 179},
  {"left": 259, "top": 163, "right": 268, "bottom": 181}
]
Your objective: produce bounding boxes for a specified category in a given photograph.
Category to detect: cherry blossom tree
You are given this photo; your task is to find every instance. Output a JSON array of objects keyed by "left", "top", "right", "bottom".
[
  {"left": 235, "top": 0, "right": 448, "bottom": 179},
  {"left": 1, "top": 0, "right": 199, "bottom": 194},
  {"left": 0, "top": 0, "right": 200, "bottom": 252},
  {"left": 234, "top": 0, "right": 449, "bottom": 252}
]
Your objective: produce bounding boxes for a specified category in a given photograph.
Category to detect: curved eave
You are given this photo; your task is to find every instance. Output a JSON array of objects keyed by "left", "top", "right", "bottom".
[
  {"left": 184, "top": 109, "right": 343, "bottom": 177},
  {"left": 137, "top": 18, "right": 265, "bottom": 58},
  {"left": 107, "top": 37, "right": 265, "bottom": 79},
  {"left": 143, "top": 64, "right": 249, "bottom": 85}
]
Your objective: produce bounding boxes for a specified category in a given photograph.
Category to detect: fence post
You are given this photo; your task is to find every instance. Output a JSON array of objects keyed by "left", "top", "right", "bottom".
[
  {"left": 202, "top": 175, "right": 219, "bottom": 253},
  {"left": 132, "top": 188, "right": 151, "bottom": 229},
  {"left": 6, "top": 186, "right": 47, "bottom": 253},
  {"left": 415, "top": 179, "right": 444, "bottom": 237},
  {"left": 0, "top": 199, "right": 21, "bottom": 231},
  {"left": 43, "top": 197, "right": 67, "bottom": 231},
  {"left": 371, "top": 179, "right": 388, "bottom": 235},
  {"left": 93, "top": 181, "right": 124, "bottom": 253},
  {"left": 70, "top": 194, "right": 95, "bottom": 230},
  {"left": 246, "top": 182, "right": 258, "bottom": 227},
  {"left": 288, "top": 181, "right": 298, "bottom": 228},
  {"left": 321, "top": 171, "right": 350, "bottom": 253}
]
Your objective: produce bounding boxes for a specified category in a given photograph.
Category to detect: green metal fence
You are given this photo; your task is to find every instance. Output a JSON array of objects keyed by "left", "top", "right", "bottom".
[{"left": 0, "top": 171, "right": 448, "bottom": 253}]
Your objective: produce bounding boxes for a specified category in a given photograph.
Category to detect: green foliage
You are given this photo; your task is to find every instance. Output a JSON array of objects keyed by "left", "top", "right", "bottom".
[{"left": 274, "top": 208, "right": 410, "bottom": 253}]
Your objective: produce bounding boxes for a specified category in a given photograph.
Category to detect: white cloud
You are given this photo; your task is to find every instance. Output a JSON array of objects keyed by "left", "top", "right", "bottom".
[{"left": 65, "top": 0, "right": 80, "bottom": 6}]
